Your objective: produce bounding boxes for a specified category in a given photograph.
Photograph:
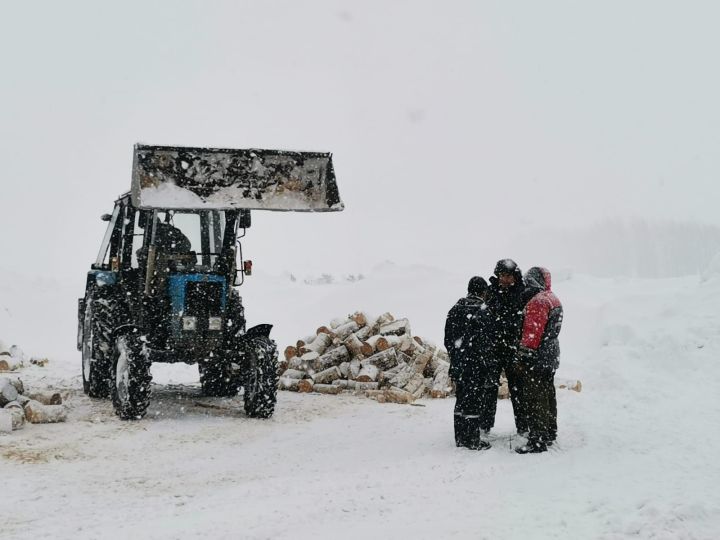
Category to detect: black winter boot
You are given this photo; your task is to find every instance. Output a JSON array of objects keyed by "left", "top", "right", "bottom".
[
  {"left": 515, "top": 439, "right": 548, "bottom": 454},
  {"left": 465, "top": 417, "right": 491, "bottom": 451}
]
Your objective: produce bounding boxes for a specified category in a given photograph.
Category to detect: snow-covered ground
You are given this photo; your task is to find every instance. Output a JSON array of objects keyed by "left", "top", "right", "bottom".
[{"left": 2, "top": 265, "right": 720, "bottom": 539}]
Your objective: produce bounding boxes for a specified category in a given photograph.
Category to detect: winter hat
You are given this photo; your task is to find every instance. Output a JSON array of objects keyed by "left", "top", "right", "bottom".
[
  {"left": 467, "top": 276, "right": 488, "bottom": 297},
  {"left": 494, "top": 258, "right": 519, "bottom": 276}
]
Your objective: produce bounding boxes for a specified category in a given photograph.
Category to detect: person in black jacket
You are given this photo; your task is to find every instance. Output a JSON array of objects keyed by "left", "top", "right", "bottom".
[
  {"left": 487, "top": 259, "right": 529, "bottom": 435},
  {"left": 445, "top": 276, "right": 496, "bottom": 450}
]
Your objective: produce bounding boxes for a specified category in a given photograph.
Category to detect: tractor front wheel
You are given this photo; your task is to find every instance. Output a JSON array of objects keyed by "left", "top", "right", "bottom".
[
  {"left": 242, "top": 336, "right": 279, "bottom": 419},
  {"left": 81, "top": 295, "right": 112, "bottom": 399},
  {"left": 111, "top": 332, "right": 152, "bottom": 420}
]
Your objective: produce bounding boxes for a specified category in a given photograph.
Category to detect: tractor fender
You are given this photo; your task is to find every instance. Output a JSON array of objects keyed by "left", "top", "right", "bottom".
[{"left": 244, "top": 324, "right": 273, "bottom": 339}]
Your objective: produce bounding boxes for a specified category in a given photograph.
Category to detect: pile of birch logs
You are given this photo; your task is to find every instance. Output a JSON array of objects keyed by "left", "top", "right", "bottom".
[
  {"left": 0, "top": 376, "right": 66, "bottom": 433},
  {"left": 279, "top": 312, "right": 453, "bottom": 404},
  {"left": 0, "top": 341, "right": 48, "bottom": 372}
]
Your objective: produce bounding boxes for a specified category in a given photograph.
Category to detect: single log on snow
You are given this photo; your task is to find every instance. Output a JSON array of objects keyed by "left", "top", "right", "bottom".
[
  {"left": 297, "top": 379, "right": 314, "bottom": 393},
  {"left": 361, "top": 348, "right": 399, "bottom": 371},
  {"left": 557, "top": 380, "right": 582, "bottom": 392},
  {"left": 299, "top": 333, "right": 333, "bottom": 356},
  {"left": 0, "top": 378, "right": 19, "bottom": 407},
  {"left": 355, "top": 364, "right": 380, "bottom": 383},
  {"left": 312, "top": 384, "right": 343, "bottom": 395},
  {"left": 312, "top": 366, "right": 342, "bottom": 385},
  {"left": 284, "top": 346, "right": 298, "bottom": 361},
  {"left": 379, "top": 318, "right": 410, "bottom": 337},
  {"left": 343, "top": 333, "right": 365, "bottom": 358},
  {"left": 23, "top": 400, "right": 67, "bottom": 424},
  {"left": 26, "top": 391, "right": 63, "bottom": 406},
  {"left": 383, "top": 388, "right": 415, "bottom": 404}
]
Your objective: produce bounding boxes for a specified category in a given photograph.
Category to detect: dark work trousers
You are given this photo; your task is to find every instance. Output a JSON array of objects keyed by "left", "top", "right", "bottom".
[
  {"left": 454, "top": 375, "right": 499, "bottom": 447},
  {"left": 504, "top": 360, "right": 530, "bottom": 434},
  {"left": 520, "top": 365, "right": 557, "bottom": 443}
]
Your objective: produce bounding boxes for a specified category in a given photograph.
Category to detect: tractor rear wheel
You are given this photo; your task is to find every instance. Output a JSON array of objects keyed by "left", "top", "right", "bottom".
[
  {"left": 111, "top": 332, "right": 152, "bottom": 420},
  {"left": 242, "top": 336, "right": 279, "bottom": 419}
]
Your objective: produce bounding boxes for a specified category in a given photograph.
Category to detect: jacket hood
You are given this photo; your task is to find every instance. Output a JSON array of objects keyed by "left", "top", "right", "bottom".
[{"left": 525, "top": 267, "right": 552, "bottom": 291}]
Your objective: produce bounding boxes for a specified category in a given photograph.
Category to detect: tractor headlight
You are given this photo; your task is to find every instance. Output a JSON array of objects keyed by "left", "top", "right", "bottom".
[
  {"left": 208, "top": 317, "right": 222, "bottom": 331},
  {"left": 182, "top": 316, "right": 197, "bottom": 331}
]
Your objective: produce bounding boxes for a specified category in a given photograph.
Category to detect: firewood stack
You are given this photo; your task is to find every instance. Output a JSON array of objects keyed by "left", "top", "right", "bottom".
[
  {"left": 0, "top": 376, "right": 66, "bottom": 433},
  {"left": 279, "top": 312, "right": 454, "bottom": 404}
]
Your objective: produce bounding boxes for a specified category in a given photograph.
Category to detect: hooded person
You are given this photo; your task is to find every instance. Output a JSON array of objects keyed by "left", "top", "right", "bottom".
[
  {"left": 444, "top": 276, "right": 497, "bottom": 450},
  {"left": 487, "top": 258, "right": 528, "bottom": 434},
  {"left": 514, "top": 267, "right": 564, "bottom": 454}
]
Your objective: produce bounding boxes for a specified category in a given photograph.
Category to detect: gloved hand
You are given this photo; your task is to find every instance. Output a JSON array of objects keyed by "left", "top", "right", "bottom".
[{"left": 517, "top": 346, "right": 537, "bottom": 363}]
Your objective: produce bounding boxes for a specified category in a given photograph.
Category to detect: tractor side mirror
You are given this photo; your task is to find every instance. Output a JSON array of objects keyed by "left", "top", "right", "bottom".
[
  {"left": 101, "top": 213, "right": 113, "bottom": 222},
  {"left": 238, "top": 210, "right": 251, "bottom": 229}
]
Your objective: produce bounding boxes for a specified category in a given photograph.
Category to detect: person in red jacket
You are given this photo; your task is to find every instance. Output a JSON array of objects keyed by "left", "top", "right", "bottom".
[{"left": 514, "top": 267, "right": 563, "bottom": 454}]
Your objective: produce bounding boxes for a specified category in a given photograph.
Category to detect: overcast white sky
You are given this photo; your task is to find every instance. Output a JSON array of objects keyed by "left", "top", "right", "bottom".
[{"left": 1, "top": 0, "right": 718, "bottom": 280}]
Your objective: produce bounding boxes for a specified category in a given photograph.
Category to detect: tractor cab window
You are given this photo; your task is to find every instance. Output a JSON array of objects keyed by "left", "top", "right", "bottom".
[
  {"left": 150, "top": 210, "right": 228, "bottom": 272},
  {"left": 94, "top": 205, "right": 121, "bottom": 268}
]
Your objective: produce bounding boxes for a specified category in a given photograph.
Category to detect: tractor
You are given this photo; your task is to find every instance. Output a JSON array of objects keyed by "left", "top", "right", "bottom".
[{"left": 77, "top": 144, "right": 343, "bottom": 419}]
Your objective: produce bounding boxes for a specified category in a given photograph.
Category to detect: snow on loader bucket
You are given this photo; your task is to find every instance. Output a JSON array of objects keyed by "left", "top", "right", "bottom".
[{"left": 131, "top": 144, "right": 343, "bottom": 211}]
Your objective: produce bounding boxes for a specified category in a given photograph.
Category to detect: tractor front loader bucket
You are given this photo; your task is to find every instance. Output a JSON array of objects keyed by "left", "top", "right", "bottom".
[{"left": 131, "top": 144, "right": 343, "bottom": 212}]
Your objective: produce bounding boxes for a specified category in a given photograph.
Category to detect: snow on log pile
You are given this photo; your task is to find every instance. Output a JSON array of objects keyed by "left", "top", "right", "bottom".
[
  {"left": 279, "top": 312, "right": 454, "bottom": 404},
  {"left": 0, "top": 375, "right": 66, "bottom": 433},
  {"left": 279, "top": 314, "right": 583, "bottom": 405},
  {"left": 0, "top": 341, "right": 64, "bottom": 434},
  {"left": 0, "top": 340, "right": 49, "bottom": 371}
]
